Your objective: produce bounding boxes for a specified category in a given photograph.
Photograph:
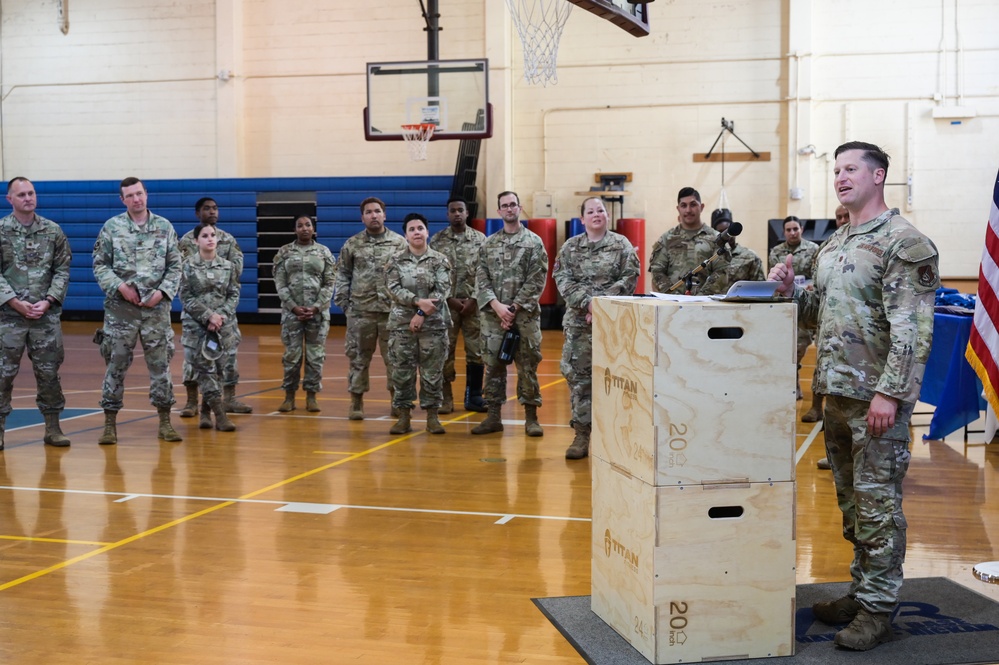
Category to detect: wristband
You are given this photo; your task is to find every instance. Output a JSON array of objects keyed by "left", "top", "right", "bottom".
[{"left": 416, "top": 309, "right": 426, "bottom": 317}]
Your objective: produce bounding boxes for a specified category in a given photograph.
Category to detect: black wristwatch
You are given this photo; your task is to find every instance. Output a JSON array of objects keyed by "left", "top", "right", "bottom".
[{"left": 416, "top": 309, "right": 426, "bottom": 317}]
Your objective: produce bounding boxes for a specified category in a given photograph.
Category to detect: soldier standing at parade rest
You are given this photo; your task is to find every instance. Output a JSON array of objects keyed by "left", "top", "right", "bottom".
[
  {"left": 177, "top": 197, "right": 253, "bottom": 417},
  {"left": 92, "top": 177, "right": 183, "bottom": 444},
  {"left": 698, "top": 208, "right": 766, "bottom": 296},
  {"left": 273, "top": 215, "right": 336, "bottom": 413},
  {"left": 0, "top": 177, "right": 72, "bottom": 450},
  {"left": 471, "top": 191, "right": 548, "bottom": 437},
  {"left": 648, "top": 187, "right": 720, "bottom": 294},
  {"left": 768, "top": 215, "right": 820, "bottom": 401},
  {"left": 385, "top": 213, "right": 453, "bottom": 435},
  {"left": 334, "top": 197, "right": 408, "bottom": 420},
  {"left": 179, "top": 222, "right": 240, "bottom": 432},
  {"left": 769, "top": 141, "right": 939, "bottom": 651},
  {"left": 429, "top": 197, "right": 488, "bottom": 414},
  {"left": 553, "top": 197, "right": 640, "bottom": 459}
]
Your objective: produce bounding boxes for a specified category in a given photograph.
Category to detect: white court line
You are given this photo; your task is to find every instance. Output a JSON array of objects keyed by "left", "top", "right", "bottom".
[
  {"left": 795, "top": 420, "right": 824, "bottom": 466},
  {"left": 0, "top": 484, "right": 590, "bottom": 523}
]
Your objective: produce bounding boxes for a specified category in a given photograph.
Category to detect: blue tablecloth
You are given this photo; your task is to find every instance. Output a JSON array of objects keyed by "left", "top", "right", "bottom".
[{"left": 919, "top": 312, "right": 986, "bottom": 440}]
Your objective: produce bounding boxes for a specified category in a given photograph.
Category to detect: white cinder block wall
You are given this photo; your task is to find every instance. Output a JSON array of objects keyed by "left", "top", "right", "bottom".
[{"left": 0, "top": 0, "right": 996, "bottom": 280}]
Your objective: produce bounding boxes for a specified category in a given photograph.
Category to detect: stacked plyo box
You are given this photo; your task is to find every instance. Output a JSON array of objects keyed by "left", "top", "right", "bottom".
[{"left": 590, "top": 297, "right": 798, "bottom": 664}]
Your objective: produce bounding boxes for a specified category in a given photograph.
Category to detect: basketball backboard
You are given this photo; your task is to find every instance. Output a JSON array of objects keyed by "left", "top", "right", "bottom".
[
  {"left": 364, "top": 58, "right": 492, "bottom": 141},
  {"left": 567, "top": 0, "right": 650, "bottom": 37}
]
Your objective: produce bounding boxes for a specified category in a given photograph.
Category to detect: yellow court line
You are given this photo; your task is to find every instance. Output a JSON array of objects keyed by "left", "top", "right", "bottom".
[
  {"left": 0, "top": 378, "right": 569, "bottom": 591},
  {"left": 0, "top": 535, "right": 112, "bottom": 546}
]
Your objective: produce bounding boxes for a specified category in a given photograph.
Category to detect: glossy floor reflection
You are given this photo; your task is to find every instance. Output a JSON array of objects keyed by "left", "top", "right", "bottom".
[{"left": 1, "top": 322, "right": 998, "bottom": 664}]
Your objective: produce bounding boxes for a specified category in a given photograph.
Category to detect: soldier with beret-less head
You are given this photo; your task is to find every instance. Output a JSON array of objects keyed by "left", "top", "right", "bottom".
[
  {"left": 648, "top": 187, "right": 721, "bottom": 295},
  {"left": 769, "top": 141, "right": 940, "bottom": 651},
  {"left": 698, "top": 208, "right": 765, "bottom": 296},
  {"left": 0, "top": 177, "right": 72, "bottom": 450}
]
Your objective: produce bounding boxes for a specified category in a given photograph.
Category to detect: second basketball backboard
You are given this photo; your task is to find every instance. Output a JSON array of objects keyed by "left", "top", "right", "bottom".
[
  {"left": 568, "top": 0, "right": 650, "bottom": 37},
  {"left": 364, "top": 58, "right": 492, "bottom": 141}
]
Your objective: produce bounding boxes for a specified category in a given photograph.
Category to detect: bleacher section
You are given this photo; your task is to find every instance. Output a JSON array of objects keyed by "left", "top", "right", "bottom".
[{"left": 34, "top": 176, "right": 453, "bottom": 321}]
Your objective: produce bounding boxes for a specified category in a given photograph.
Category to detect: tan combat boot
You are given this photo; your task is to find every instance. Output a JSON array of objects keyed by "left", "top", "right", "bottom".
[
  {"left": 199, "top": 400, "right": 213, "bottom": 429},
  {"left": 426, "top": 407, "right": 445, "bottom": 434},
  {"left": 812, "top": 595, "right": 861, "bottom": 625},
  {"left": 158, "top": 407, "right": 183, "bottom": 442},
  {"left": 43, "top": 412, "right": 71, "bottom": 447},
  {"left": 209, "top": 397, "right": 236, "bottom": 432},
  {"left": 470, "top": 405, "right": 503, "bottom": 435},
  {"left": 306, "top": 391, "right": 320, "bottom": 412},
  {"left": 278, "top": 390, "right": 296, "bottom": 413},
  {"left": 565, "top": 422, "right": 590, "bottom": 459},
  {"left": 348, "top": 392, "right": 364, "bottom": 420},
  {"left": 524, "top": 404, "right": 544, "bottom": 437},
  {"left": 390, "top": 407, "right": 412, "bottom": 435},
  {"left": 802, "top": 394, "right": 824, "bottom": 423},
  {"left": 224, "top": 385, "right": 253, "bottom": 414},
  {"left": 98, "top": 410, "right": 117, "bottom": 445},
  {"left": 439, "top": 382, "right": 453, "bottom": 414},
  {"left": 179, "top": 382, "right": 199, "bottom": 418},
  {"left": 834, "top": 608, "right": 893, "bottom": 651}
]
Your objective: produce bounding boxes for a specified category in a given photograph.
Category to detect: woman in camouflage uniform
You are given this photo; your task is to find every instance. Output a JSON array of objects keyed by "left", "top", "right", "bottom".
[
  {"left": 553, "top": 197, "right": 641, "bottom": 459},
  {"left": 180, "top": 222, "right": 241, "bottom": 432},
  {"left": 273, "top": 215, "right": 336, "bottom": 413},
  {"left": 385, "top": 213, "right": 452, "bottom": 435}
]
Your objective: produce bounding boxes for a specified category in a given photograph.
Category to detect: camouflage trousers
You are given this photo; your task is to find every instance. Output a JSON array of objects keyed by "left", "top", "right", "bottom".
[
  {"left": 444, "top": 305, "right": 482, "bottom": 382},
  {"left": 0, "top": 307, "right": 66, "bottom": 416},
  {"left": 823, "top": 394, "right": 914, "bottom": 613},
  {"left": 560, "top": 325, "right": 592, "bottom": 426},
  {"left": 183, "top": 343, "right": 222, "bottom": 401},
  {"left": 280, "top": 313, "right": 330, "bottom": 393},
  {"left": 796, "top": 326, "right": 813, "bottom": 367},
  {"left": 388, "top": 328, "right": 448, "bottom": 409},
  {"left": 345, "top": 310, "right": 392, "bottom": 394},
  {"left": 99, "top": 299, "right": 175, "bottom": 411},
  {"left": 481, "top": 312, "right": 542, "bottom": 407},
  {"left": 182, "top": 324, "right": 241, "bottom": 387}
]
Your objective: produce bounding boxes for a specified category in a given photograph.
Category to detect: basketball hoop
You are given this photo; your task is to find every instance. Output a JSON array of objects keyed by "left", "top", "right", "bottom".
[
  {"left": 401, "top": 123, "right": 435, "bottom": 161},
  {"left": 504, "top": 0, "right": 573, "bottom": 86}
]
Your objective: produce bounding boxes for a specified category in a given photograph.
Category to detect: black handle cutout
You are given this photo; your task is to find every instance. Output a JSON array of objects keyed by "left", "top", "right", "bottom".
[
  {"left": 707, "top": 327, "right": 744, "bottom": 340},
  {"left": 708, "top": 506, "right": 745, "bottom": 519}
]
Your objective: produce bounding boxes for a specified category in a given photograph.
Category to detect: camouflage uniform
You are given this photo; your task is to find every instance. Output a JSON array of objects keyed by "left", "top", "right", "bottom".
[
  {"left": 794, "top": 208, "right": 939, "bottom": 613},
  {"left": 179, "top": 226, "right": 244, "bottom": 388},
  {"left": 274, "top": 241, "right": 336, "bottom": 393},
  {"left": 179, "top": 253, "right": 240, "bottom": 401},
  {"left": 0, "top": 213, "right": 71, "bottom": 417},
  {"left": 698, "top": 245, "right": 766, "bottom": 296},
  {"left": 92, "top": 212, "right": 182, "bottom": 411},
  {"left": 429, "top": 224, "right": 486, "bottom": 378},
  {"left": 648, "top": 224, "right": 719, "bottom": 294},
  {"left": 769, "top": 238, "right": 821, "bottom": 367},
  {"left": 553, "top": 232, "right": 640, "bottom": 427},
  {"left": 385, "top": 247, "right": 452, "bottom": 409},
  {"left": 476, "top": 225, "right": 548, "bottom": 406},
  {"left": 334, "top": 229, "right": 408, "bottom": 394}
]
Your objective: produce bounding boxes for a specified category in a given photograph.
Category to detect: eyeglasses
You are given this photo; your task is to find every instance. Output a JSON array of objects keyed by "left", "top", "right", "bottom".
[{"left": 499, "top": 203, "right": 520, "bottom": 210}]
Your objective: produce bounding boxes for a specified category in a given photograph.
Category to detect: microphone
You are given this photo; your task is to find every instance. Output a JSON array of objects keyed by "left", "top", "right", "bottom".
[{"left": 716, "top": 221, "right": 743, "bottom": 246}]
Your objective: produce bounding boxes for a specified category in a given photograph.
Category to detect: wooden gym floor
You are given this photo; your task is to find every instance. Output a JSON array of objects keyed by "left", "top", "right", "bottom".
[{"left": 1, "top": 321, "right": 999, "bottom": 664}]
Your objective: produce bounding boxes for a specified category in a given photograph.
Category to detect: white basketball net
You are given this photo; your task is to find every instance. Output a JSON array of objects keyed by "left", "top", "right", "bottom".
[
  {"left": 504, "top": 0, "right": 573, "bottom": 86},
  {"left": 401, "top": 123, "right": 435, "bottom": 161}
]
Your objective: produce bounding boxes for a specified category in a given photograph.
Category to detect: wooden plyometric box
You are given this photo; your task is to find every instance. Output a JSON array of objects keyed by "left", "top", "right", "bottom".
[
  {"left": 591, "top": 458, "right": 796, "bottom": 664},
  {"left": 591, "top": 297, "right": 797, "bottom": 486}
]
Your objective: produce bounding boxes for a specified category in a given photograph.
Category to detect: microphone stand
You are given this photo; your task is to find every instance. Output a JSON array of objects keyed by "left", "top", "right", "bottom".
[{"left": 667, "top": 245, "right": 731, "bottom": 295}]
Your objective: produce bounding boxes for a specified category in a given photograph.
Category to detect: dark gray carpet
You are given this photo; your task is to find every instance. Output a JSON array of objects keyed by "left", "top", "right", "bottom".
[{"left": 533, "top": 577, "right": 999, "bottom": 665}]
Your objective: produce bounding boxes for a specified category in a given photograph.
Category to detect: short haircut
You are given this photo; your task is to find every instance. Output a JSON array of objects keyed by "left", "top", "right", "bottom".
[
  {"left": 835, "top": 141, "right": 890, "bottom": 176},
  {"left": 446, "top": 196, "right": 467, "bottom": 209},
  {"left": 677, "top": 187, "right": 701, "bottom": 203},
  {"left": 120, "top": 176, "right": 144, "bottom": 194},
  {"left": 195, "top": 197, "right": 217, "bottom": 213},
  {"left": 496, "top": 191, "right": 519, "bottom": 207},
  {"left": 192, "top": 222, "right": 215, "bottom": 240},
  {"left": 580, "top": 196, "right": 604, "bottom": 217},
  {"left": 360, "top": 196, "right": 385, "bottom": 214},
  {"left": 7, "top": 177, "right": 30, "bottom": 193},
  {"left": 403, "top": 212, "right": 428, "bottom": 233},
  {"left": 783, "top": 215, "right": 801, "bottom": 229}
]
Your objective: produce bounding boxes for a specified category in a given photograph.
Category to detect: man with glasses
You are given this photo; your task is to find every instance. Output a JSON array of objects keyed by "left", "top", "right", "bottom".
[{"left": 471, "top": 191, "right": 548, "bottom": 437}]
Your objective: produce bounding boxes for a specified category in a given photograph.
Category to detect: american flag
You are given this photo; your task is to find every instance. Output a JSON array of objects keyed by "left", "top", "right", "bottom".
[{"left": 965, "top": 168, "right": 999, "bottom": 428}]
